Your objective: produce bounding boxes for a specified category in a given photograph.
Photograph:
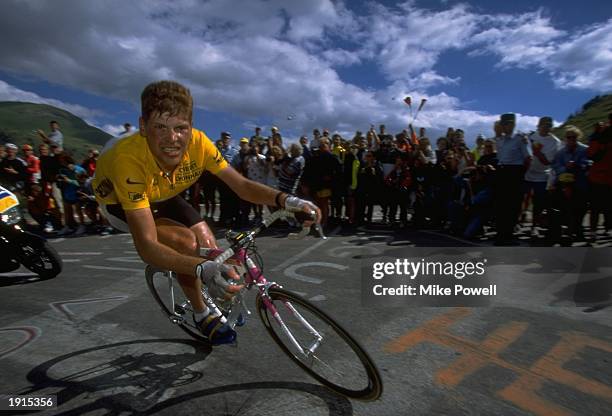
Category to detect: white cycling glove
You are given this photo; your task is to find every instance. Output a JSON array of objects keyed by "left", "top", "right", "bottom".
[
  {"left": 196, "top": 262, "right": 234, "bottom": 300},
  {"left": 284, "top": 196, "right": 317, "bottom": 215}
]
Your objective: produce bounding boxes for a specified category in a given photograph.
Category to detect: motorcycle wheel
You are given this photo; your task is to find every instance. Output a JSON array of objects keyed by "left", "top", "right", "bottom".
[{"left": 17, "top": 241, "right": 63, "bottom": 279}]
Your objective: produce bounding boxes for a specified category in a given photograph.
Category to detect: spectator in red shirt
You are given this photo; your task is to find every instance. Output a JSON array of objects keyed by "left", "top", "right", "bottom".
[
  {"left": 81, "top": 148, "right": 99, "bottom": 177},
  {"left": 587, "top": 114, "right": 612, "bottom": 235},
  {"left": 22, "top": 144, "right": 40, "bottom": 189}
]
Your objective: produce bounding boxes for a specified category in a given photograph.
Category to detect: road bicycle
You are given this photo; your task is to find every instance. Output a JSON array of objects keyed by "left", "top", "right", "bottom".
[{"left": 145, "top": 209, "right": 383, "bottom": 401}]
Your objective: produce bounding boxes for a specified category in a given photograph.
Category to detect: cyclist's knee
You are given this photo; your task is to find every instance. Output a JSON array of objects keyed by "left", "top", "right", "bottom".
[
  {"left": 156, "top": 219, "right": 199, "bottom": 255},
  {"left": 190, "top": 220, "right": 216, "bottom": 248}
]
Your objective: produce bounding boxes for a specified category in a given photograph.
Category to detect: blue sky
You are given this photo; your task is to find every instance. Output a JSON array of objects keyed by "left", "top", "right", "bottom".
[{"left": 0, "top": 0, "right": 610, "bottom": 145}]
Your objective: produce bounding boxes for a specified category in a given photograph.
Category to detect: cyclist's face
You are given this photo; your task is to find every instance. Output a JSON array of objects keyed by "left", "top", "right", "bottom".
[{"left": 141, "top": 112, "right": 192, "bottom": 171}]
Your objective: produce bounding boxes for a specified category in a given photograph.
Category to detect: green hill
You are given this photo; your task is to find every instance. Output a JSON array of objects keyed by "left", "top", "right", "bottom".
[
  {"left": 553, "top": 94, "right": 612, "bottom": 140},
  {"left": 0, "top": 101, "right": 112, "bottom": 159}
]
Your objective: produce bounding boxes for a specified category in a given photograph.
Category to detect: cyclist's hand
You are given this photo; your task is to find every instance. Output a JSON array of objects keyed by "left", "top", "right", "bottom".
[
  {"left": 285, "top": 196, "right": 321, "bottom": 225},
  {"left": 197, "top": 261, "right": 243, "bottom": 300}
]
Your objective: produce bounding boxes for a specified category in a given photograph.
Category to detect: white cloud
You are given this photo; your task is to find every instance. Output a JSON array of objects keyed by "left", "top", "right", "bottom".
[
  {"left": 471, "top": 11, "right": 565, "bottom": 68},
  {"left": 357, "top": 2, "right": 482, "bottom": 81},
  {"left": 469, "top": 12, "right": 612, "bottom": 90},
  {"left": 0, "top": 0, "right": 606, "bottom": 145},
  {"left": 544, "top": 19, "right": 612, "bottom": 90}
]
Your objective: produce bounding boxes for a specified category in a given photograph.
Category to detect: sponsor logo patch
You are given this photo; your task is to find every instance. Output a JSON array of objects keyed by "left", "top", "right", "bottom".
[
  {"left": 128, "top": 192, "right": 145, "bottom": 202},
  {"left": 94, "top": 178, "right": 114, "bottom": 198}
]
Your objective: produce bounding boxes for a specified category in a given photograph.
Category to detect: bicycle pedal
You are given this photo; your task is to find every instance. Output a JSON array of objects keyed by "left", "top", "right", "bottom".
[{"left": 169, "top": 315, "right": 184, "bottom": 324}]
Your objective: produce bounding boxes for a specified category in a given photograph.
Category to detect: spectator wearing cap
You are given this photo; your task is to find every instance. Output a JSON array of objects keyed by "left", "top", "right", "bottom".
[
  {"left": 231, "top": 138, "right": 251, "bottom": 172},
  {"left": 37, "top": 120, "right": 64, "bottom": 149},
  {"left": 22, "top": 144, "right": 41, "bottom": 189},
  {"left": 524, "top": 116, "right": 562, "bottom": 236},
  {"left": 219, "top": 131, "right": 237, "bottom": 162},
  {"left": 0, "top": 143, "right": 27, "bottom": 190},
  {"left": 494, "top": 113, "right": 532, "bottom": 245}
]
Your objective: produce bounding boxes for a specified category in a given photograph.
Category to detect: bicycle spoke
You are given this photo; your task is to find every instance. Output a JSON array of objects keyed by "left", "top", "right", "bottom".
[{"left": 257, "top": 288, "right": 382, "bottom": 400}]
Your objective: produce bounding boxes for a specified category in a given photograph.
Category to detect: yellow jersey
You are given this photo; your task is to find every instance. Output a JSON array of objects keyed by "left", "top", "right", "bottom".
[{"left": 93, "top": 129, "right": 227, "bottom": 210}]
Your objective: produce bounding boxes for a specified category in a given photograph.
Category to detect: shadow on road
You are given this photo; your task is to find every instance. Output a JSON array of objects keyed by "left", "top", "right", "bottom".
[{"left": 18, "top": 338, "right": 352, "bottom": 415}]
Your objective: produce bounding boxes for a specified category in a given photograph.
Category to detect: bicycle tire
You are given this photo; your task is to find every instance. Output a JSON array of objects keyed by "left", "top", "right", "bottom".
[
  {"left": 256, "top": 287, "right": 383, "bottom": 401},
  {"left": 145, "top": 265, "right": 209, "bottom": 344}
]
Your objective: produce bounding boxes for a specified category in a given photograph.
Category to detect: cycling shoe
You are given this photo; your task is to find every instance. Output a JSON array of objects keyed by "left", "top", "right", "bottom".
[{"left": 194, "top": 314, "right": 237, "bottom": 346}]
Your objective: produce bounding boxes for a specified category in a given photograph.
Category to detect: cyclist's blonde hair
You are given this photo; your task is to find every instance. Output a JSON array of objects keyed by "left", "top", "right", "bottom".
[{"left": 141, "top": 80, "right": 193, "bottom": 122}]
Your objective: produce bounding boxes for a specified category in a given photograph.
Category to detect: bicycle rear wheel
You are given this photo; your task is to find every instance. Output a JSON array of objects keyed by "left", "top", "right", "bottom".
[
  {"left": 256, "top": 287, "right": 382, "bottom": 401},
  {"left": 145, "top": 265, "right": 208, "bottom": 343}
]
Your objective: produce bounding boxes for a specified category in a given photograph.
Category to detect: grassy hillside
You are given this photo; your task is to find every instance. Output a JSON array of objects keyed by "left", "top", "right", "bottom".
[
  {"left": 0, "top": 102, "right": 112, "bottom": 159},
  {"left": 553, "top": 94, "right": 612, "bottom": 140}
]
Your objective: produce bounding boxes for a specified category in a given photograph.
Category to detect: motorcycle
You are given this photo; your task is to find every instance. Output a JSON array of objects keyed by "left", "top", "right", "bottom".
[{"left": 0, "top": 185, "right": 63, "bottom": 279}]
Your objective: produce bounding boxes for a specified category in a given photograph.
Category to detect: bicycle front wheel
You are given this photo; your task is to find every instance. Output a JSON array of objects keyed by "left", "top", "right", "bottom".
[{"left": 256, "top": 287, "right": 382, "bottom": 401}]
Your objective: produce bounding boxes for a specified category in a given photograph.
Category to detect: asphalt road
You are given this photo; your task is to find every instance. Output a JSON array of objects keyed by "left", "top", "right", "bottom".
[{"left": 1, "top": 224, "right": 611, "bottom": 416}]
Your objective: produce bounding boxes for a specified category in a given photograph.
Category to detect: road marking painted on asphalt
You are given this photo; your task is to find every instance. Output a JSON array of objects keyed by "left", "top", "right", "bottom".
[
  {"left": 283, "top": 262, "right": 347, "bottom": 284},
  {"left": 107, "top": 256, "right": 144, "bottom": 263},
  {"left": 327, "top": 245, "right": 383, "bottom": 258},
  {"left": 385, "top": 308, "right": 612, "bottom": 416},
  {"left": 48, "top": 238, "right": 65, "bottom": 243},
  {"left": 0, "top": 326, "right": 41, "bottom": 359},
  {"left": 309, "top": 295, "right": 326, "bottom": 302},
  {"left": 62, "top": 259, "right": 81, "bottom": 263},
  {"left": 0, "top": 272, "right": 37, "bottom": 277},
  {"left": 50, "top": 295, "right": 129, "bottom": 320},
  {"left": 83, "top": 265, "right": 143, "bottom": 272},
  {"left": 271, "top": 226, "right": 338, "bottom": 272}
]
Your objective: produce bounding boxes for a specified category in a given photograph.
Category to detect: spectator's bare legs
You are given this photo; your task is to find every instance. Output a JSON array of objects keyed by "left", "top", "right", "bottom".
[
  {"left": 314, "top": 196, "right": 330, "bottom": 226},
  {"left": 63, "top": 202, "right": 76, "bottom": 228}
]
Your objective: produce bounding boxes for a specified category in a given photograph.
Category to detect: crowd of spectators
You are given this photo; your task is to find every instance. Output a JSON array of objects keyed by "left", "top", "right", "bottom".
[
  {"left": 2, "top": 113, "right": 611, "bottom": 246},
  {"left": 190, "top": 112, "right": 612, "bottom": 246},
  {"left": 0, "top": 120, "right": 108, "bottom": 236}
]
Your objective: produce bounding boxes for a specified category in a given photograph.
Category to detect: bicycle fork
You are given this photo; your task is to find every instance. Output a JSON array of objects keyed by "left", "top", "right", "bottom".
[{"left": 264, "top": 296, "right": 323, "bottom": 357}]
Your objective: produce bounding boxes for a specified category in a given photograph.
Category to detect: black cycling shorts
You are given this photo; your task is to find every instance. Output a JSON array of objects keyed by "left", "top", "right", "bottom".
[{"left": 102, "top": 195, "right": 202, "bottom": 232}]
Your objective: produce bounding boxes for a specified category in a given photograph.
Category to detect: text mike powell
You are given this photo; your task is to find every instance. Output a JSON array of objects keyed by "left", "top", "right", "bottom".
[{"left": 363, "top": 257, "right": 496, "bottom": 307}]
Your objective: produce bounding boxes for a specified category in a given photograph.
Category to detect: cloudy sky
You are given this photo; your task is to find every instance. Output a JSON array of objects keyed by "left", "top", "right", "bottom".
[{"left": 0, "top": 0, "right": 610, "bottom": 144}]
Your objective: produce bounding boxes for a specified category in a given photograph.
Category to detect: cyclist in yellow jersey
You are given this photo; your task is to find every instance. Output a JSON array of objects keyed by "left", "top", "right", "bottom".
[{"left": 93, "top": 81, "right": 320, "bottom": 345}]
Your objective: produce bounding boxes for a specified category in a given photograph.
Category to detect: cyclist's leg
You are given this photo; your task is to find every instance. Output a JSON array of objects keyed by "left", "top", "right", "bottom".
[{"left": 153, "top": 217, "right": 207, "bottom": 312}]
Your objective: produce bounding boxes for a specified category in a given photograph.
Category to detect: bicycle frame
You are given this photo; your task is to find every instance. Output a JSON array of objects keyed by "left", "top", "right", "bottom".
[{"left": 157, "top": 209, "right": 324, "bottom": 357}]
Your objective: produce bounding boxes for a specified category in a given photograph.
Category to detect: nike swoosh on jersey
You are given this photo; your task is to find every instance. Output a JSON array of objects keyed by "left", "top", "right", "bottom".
[{"left": 126, "top": 178, "right": 145, "bottom": 185}]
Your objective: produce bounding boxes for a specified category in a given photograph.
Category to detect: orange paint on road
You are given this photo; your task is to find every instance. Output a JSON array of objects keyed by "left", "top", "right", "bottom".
[{"left": 384, "top": 308, "right": 612, "bottom": 416}]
